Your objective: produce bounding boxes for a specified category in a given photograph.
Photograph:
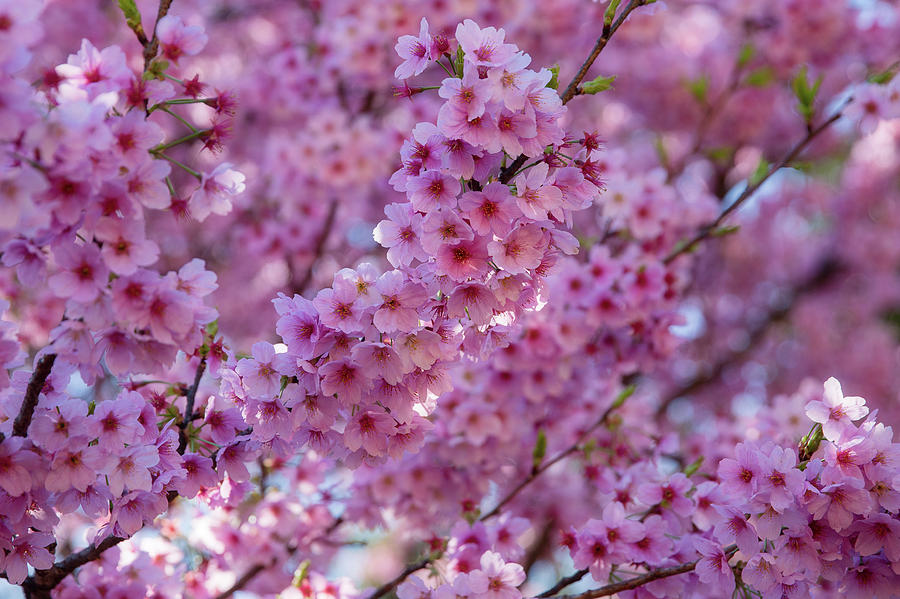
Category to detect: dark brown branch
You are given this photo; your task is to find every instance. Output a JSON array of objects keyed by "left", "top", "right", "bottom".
[
  {"left": 664, "top": 109, "right": 844, "bottom": 265},
  {"left": 368, "top": 556, "right": 438, "bottom": 599},
  {"left": 212, "top": 518, "right": 344, "bottom": 599},
  {"left": 22, "top": 536, "right": 125, "bottom": 598},
  {"left": 498, "top": 0, "right": 647, "bottom": 185},
  {"left": 547, "top": 546, "right": 737, "bottom": 599},
  {"left": 177, "top": 357, "right": 207, "bottom": 454},
  {"left": 12, "top": 353, "right": 56, "bottom": 438},
  {"left": 143, "top": 0, "right": 176, "bottom": 69},
  {"left": 479, "top": 389, "right": 625, "bottom": 521},
  {"left": 537, "top": 569, "right": 589, "bottom": 597},
  {"left": 656, "top": 257, "right": 841, "bottom": 417},
  {"left": 559, "top": 0, "right": 647, "bottom": 104},
  {"left": 214, "top": 562, "right": 270, "bottom": 599},
  {"left": 294, "top": 199, "right": 339, "bottom": 295}
]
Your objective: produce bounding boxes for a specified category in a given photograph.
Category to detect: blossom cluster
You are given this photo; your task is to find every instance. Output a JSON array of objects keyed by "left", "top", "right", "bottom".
[
  {"left": 222, "top": 18, "right": 603, "bottom": 467},
  {"left": 1, "top": 0, "right": 900, "bottom": 597}
]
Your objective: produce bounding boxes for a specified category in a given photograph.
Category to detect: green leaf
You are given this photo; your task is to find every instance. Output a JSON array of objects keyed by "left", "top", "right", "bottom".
[
  {"left": 547, "top": 64, "right": 560, "bottom": 90},
  {"left": 292, "top": 560, "right": 311, "bottom": 588},
  {"left": 749, "top": 158, "right": 769, "bottom": 187},
  {"left": 683, "top": 456, "right": 704, "bottom": 477},
  {"left": 582, "top": 74, "right": 616, "bottom": 95},
  {"left": 744, "top": 66, "right": 774, "bottom": 87},
  {"left": 117, "top": 0, "right": 142, "bottom": 28},
  {"left": 737, "top": 43, "right": 755, "bottom": 68},
  {"left": 711, "top": 225, "right": 741, "bottom": 238},
  {"left": 532, "top": 430, "right": 547, "bottom": 471},
  {"left": 454, "top": 45, "right": 465, "bottom": 78},
  {"left": 611, "top": 384, "right": 636, "bottom": 410},
  {"left": 686, "top": 75, "right": 709, "bottom": 104},
  {"left": 791, "top": 65, "right": 823, "bottom": 122},
  {"left": 604, "top": 0, "right": 623, "bottom": 27},
  {"left": 205, "top": 319, "right": 219, "bottom": 339},
  {"left": 868, "top": 65, "right": 898, "bottom": 85}
]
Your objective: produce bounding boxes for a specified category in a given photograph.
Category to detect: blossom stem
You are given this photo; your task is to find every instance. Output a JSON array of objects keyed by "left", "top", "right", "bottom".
[
  {"left": 157, "top": 106, "right": 199, "bottom": 133},
  {"left": 663, "top": 107, "right": 845, "bottom": 264},
  {"left": 155, "top": 152, "right": 202, "bottom": 180},
  {"left": 151, "top": 128, "right": 212, "bottom": 153}
]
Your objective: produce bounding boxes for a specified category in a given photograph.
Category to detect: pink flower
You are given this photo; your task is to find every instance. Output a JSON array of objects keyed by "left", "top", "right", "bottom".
[
  {"left": 513, "top": 163, "right": 562, "bottom": 220},
  {"left": 438, "top": 65, "right": 492, "bottom": 120},
  {"left": 5, "top": 532, "right": 54, "bottom": 584},
  {"left": 406, "top": 170, "right": 460, "bottom": 212},
  {"left": 847, "top": 513, "right": 900, "bottom": 561},
  {"left": 459, "top": 183, "right": 518, "bottom": 236},
  {"left": 805, "top": 377, "right": 868, "bottom": 441},
  {"left": 313, "top": 285, "right": 365, "bottom": 334},
  {"left": 45, "top": 445, "right": 103, "bottom": 493},
  {"left": 105, "top": 444, "right": 159, "bottom": 496},
  {"left": 421, "top": 208, "right": 475, "bottom": 253},
  {"left": 636, "top": 472, "right": 694, "bottom": 517},
  {"left": 435, "top": 238, "right": 489, "bottom": 282},
  {"left": 235, "top": 342, "right": 284, "bottom": 397},
  {"left": 55, "top": 39, "right": 131, "bottom": 99},
  {"left": 89, "top": 391, "right": 144, "bottom": 449},
  {"left": 343, "top": 410, "right": 395, "bottom": 456},
  {"left": 693, "top": 538, "right": 735, "bottom": 596},
  {"left": 374, "top": 203, "right": 428, "bottom": 267},
  {"left": 48, "top": 243, "right": 109, "bottom": 303},
  {"left": 274, "top": 294, "right": 322, "bottom": 359},
  {"left": 755, "top": 446, "right": 805, "bottom": 513},
  {"left": 319, "top": 358, "right": 371, "bottom": 405},
  {"left": 394, "top": 18, "right": 432, "bottom": 79},
  {"left": 373, "top": 271, "right": 426, "bottom": 333},
  {"left": 351, "top": 342, "right": 406, "bottom": 386},
  {"left": 173, "top": 453, "right": 218, "bottom": 498},
  {"left": 741, "top": 553, "right": 780, "bottom": 595},
  {"left": 94, "top": 217, "right": 160, "bottom": 275},
  {"left": 807, "top": 480, "right": 873, "bottom": 531},
  {"left": 155, "top": 15, "right": 208, "bottom": 62},
  {"left": 467, "top": 551, "right": 525, "bottom": 599},
  {"left": 446, "top": 283, "right": 499, "bottom": 325},
  {"left": 628, "top": 514, "right": 672, "bottom": 565},
  {"left": 190, "top": 164, "right": 245, "bottom": 221},
  {"left": 712, "top": 506, "right": 760, "bottom": 555},
  {"left": 455, "top": 20, "right": 517, "bottom": 67},
  {"left": 0, "top": 438, "right": 39, "bottom": 496},
  {"left": 488, "top": 224, "right": 545, "bottom": 275},
  {"left": 718, "top": 442, "right": 763, "bottom": 500}
]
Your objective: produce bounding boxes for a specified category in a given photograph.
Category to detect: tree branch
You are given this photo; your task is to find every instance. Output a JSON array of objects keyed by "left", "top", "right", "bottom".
[
  {"left": 656, "top": 257, "right": 841, "bottom": 417},
  {"left": 368, "top": 556, "right": 437, "bottom": 599},
  {"left": 498, "top": 0, "right": 647, "bottom": 185},
  {"left": 545, "top": 546, "right": 737, "bottom": 599},
  {"left": 143, "top": 0, "right": 176, "bottom": 70},
  {"left": 294, "top": 198, "right": 339, "bottom": 296},
  {"left": 664, "top": 109, "right": 844, "bottom": 265},
  {"left": 12, "top": 353, "right": 56, "bottom": 438},
  {"left": 22, "top": 536, "right": 125, "bottom": 598},
  {"left": 177, "top": 356, "right": 207, "bottom": 453},
  {"left": 537, "top": 568, "right": 589, "bottom": 597}
]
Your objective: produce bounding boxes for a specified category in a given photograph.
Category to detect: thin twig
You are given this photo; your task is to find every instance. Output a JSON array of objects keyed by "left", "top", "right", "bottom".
[
  {"left": 656, "top": 258, "right": 840, "bottom": 417},
  {"left": 22, "top": 536, "right": 126, "bottom": 598},
  {"left": 664, "top": 109, "right": 844, "bottom": 265},
  {"left": 12, "top": 353, "right": 56, "bottom": 437},
  {"left": 178, "top": 357, "right": 207, "bottom": 453},
  {"left": 294, "top": 199, "right": 339, "bottom": 295},
  {"left": 479, "top": 393, "right": 625, "bottom": 521},
  {"left": 367, "top": 557, "right": 437, "bottom": 599},
  {"left": 537, "top": 569, "right": 589, "bottom": 597},
  {"left": 545, "top": 546, "right": 737, "bottom": 599},
  {"left": 498, "top": 0, "right": 647, "bottom": 185}
]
